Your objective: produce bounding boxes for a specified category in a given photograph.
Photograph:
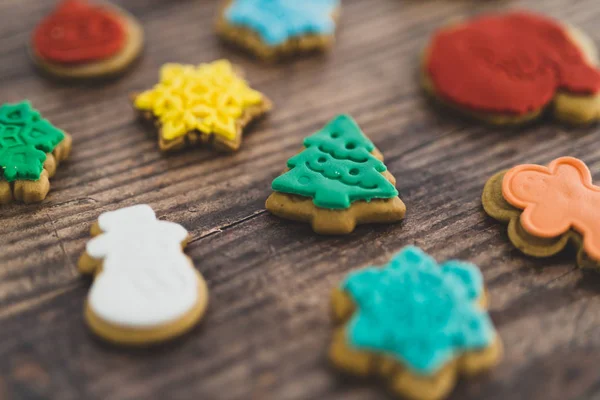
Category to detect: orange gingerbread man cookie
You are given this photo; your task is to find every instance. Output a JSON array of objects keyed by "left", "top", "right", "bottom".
[{"left": 483, "top": 157, "right": 600, "bottom": 268}]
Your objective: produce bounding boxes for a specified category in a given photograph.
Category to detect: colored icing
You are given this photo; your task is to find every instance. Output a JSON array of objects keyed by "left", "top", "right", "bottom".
[
  {"left": 134, "top": 60, "right": 264, "bottom": 141},
  {"left": 271, "top": 114, "right": 398, "bottom": 209},
  {"left": 426, "top": 12, "right": 600, "bottom": 115},
  {"left": 33, "top": 0, "right": 126, "bottom": 64},
  {"left": 502, "top": 157, "right": 600, "bottom": 261},
  {"left": 0, "top": 101, "right": 65, "bottom": 182},
  {"left": 342, "top": 246, "right": 495, "bottom": 375},
  {"left": 86, "top": 205, "right": 199, "bottom": 327},
  {"left": 225, "top": 0, "right": 339, "bottom": 46}
]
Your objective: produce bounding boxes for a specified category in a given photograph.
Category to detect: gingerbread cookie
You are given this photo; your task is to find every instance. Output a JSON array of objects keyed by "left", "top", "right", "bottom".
[
  {"left": 266, "top": 114, "right": 405, "bottom": 234},
  {"left": 30, "top": 0, "right": 144, "bottom": 80},
  {"left": 133, "top": 60, "right": 272, "bottom": 152},
  {"left": 78, "top": 205, "right": 209, "bottom": 345},
  {"left": 422, "top": 12, "right": 600, "bottom": 125},
  {"left": 483, "top": 157, "right": 600, "bottom": 269},
  {"left": 216, "top": 0, "right": 340, "bottom": 61},
  {"left": 0, "top": 101, "right": 72, "bottom": 204},
  {"left": 330, "top": 246, "right": 502, "bottom": 400}
]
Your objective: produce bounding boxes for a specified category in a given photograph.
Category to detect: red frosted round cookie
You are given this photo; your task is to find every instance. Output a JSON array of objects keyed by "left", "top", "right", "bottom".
[
  {"left": 33, "top": 0, "right": 126, "bottom": 64},
  {"left": 426, "top": 12, "right": 600, "bottom": 116}
]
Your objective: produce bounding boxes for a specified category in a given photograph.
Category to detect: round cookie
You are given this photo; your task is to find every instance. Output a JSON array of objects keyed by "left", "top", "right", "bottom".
[
  {"left": 422, "top": 12, "right": 600, "bottom": 125},
  {"left": 78, "top": 205, "right": 209, "bottom": 346},
  {"left": 132, "top": 60, "right": 272, "bottom": 152},
  {"left": 30, "top": 0, "right": 144, "bottom": 80}
]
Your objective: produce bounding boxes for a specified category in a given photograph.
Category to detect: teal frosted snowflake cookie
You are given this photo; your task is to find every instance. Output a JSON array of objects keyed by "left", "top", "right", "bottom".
[
  {"left": 217, "top": 0, "right": 341, "bottom": 60},
  {"left": 265, "top": 114, "right": 405, "bottom": 234},
  {"left": 0, "top": 101, "right": 72, "bottom": 204},
  {"left": 329, "top": 246, "right": 502, "bottom": 400}
]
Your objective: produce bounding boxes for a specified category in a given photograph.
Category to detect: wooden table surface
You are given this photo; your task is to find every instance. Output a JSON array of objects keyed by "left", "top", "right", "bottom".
[{"left": 2, "top": 0, "right": 600, "bottom": 399}]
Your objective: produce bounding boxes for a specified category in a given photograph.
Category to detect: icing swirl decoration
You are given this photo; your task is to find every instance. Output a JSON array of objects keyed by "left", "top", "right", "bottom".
[
  {"left": 225, "top": 0, "right": 339, "bottom": 46},
  {"left": 341, "top": 246, "right": 496, "bottom": 374},
  {"left": 426, "top": 12, "right": 600, "bottom": 115},
  {"left": 33, "top": 0, "right": 126, "bottom": 64},
  {"left": 134, "top": 60, "right": 264, "bottom": 141}
]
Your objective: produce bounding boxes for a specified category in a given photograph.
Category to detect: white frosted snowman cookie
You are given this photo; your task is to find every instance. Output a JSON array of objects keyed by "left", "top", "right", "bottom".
[{"left": 78, "top": 204, "right": 208, "bottom": 345}]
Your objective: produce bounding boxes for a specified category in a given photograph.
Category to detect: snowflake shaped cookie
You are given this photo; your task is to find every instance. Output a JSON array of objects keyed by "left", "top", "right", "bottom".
[
  {"left": 133, "top": 60, "right": 271, "bottom": 152},
  {"left": 330, "top": 246, "right": 502, "bottom": 400},
  {"left": 218, "top": 0, "right": 341, "bottom": 60}
]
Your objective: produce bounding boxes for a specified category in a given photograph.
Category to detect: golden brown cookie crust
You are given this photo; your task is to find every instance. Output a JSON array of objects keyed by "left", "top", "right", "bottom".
[
  {"left": 421, "top": 22, "right": 600, "bottom": 125},
  {"left": 84, "top": 273, "right": 208, "bottom": 346},
  {"left": 0, "top": 133, "right": 72, "bottom": 204},
  {"left": 30, "top": 4, "right": 144, "bottom": 80},
  {"left": 329, "top": 288, "right": 502, "bottom": 400},
  {"left": 215, "top": 0, "right": 340, "bottom": 62},
  {"left": 482, "top": 170, "right": 599, "bottom": 269},
  {"left": 133, "top": 94, "right": 273, "bottom": 153}
]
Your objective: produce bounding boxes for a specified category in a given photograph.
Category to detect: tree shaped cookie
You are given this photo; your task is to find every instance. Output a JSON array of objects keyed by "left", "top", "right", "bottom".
[
  {"left": 266, "top": 114, "right": 405, "bottom": 234},
  {"left": 133, "top": 60, "right": 272, "bottom": 152},
  {"left": 30, "top": 0, "right": 144, "bottom": 80},
  {"left": 216, "top": 0, "right": 340, "bottom": 61},
  {"left": 422, "top": 12, "right": 600, "bottom": 125},
  {"left": 483, "top": 157, "right": 600, "bottom": 269},
  {"left": 78, "top": 205, "right": 209, "bottom": 345},
  {"left": 330, "top": 246, "right": 502, "bottom": 400},
  {"left": 0, "top": 101, "right": 72, "bottom": 204}
]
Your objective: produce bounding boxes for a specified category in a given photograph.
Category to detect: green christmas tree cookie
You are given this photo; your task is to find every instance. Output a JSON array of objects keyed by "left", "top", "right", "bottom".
[
  {"left": 0, "top": 101, "right": 72, "bottom": 204},
  {"left": 266, "top": 114, "right": 406, "bottom": 234}
]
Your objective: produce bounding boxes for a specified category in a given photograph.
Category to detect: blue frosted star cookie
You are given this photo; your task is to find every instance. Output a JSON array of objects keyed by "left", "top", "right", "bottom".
[
  {"left": 216, "top": 0, "right": 340, "bottom": 61},
  {"left": 329, "top": 246, "right": 502, "bottom": 400}
]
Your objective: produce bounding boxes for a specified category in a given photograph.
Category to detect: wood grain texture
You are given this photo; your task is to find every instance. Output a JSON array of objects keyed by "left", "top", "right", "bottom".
[{"left": 2, "top": 0, "right": 600, "bottom": 399}]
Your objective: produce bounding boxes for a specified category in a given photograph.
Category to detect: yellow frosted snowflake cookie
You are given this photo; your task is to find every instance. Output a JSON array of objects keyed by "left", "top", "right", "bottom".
[{"left": 133, "top": 59, "right": 272, "bottom": 152}]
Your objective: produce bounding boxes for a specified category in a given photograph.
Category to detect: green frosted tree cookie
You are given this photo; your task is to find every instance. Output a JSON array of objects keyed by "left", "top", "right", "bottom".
[
  {"left": 266, "top": 114, "right": 405, "bottom": 235},
  {"left": 271, "top": 114, "right": 398, "bottom": 209},
  {"left": 0, "top": 101, "right": 65, "bottom": 182}
]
